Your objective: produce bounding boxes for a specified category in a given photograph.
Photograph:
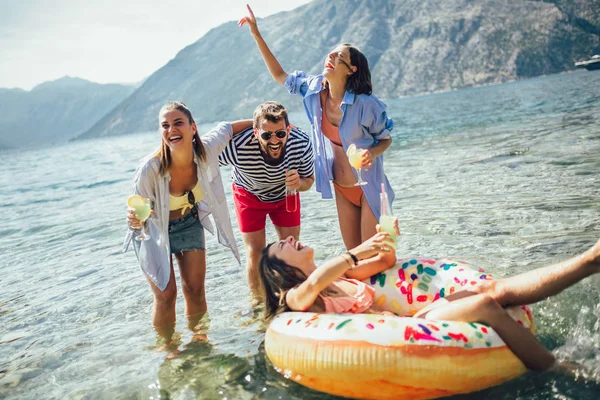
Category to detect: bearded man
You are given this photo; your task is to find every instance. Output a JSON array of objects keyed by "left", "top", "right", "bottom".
[{"left": 219, "top": 101, "right": 314, "bottom": 292}]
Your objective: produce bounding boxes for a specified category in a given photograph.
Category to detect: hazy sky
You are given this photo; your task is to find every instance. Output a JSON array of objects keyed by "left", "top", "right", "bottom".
[{"left": 0, "top": 0, "right": 313, "bottom": 90}]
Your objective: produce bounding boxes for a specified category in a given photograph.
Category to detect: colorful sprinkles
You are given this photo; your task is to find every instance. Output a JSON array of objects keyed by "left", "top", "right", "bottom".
[{"left": 270, "top": 257, "right": 534, "bottom": 351}]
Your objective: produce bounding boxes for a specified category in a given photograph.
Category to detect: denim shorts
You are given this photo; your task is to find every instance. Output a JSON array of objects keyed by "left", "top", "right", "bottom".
[{"left": 168, "top": 209, "right": 205, "bottom": 254}]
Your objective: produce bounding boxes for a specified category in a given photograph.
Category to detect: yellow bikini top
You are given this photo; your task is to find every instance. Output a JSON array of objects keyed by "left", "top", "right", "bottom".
[{"left": 170, "top": 181, "right": 205, "bottom": 214}]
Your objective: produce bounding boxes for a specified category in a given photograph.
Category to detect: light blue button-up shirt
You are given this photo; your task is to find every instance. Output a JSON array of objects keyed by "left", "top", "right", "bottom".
[{"left": 285, "top": 71, "right": 395, "bottom": 220}]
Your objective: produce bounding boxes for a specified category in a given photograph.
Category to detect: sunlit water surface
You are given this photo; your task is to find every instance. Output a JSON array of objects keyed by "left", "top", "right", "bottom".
[{"left": 1, "top": 71, "right": 599, "bottom": 399}]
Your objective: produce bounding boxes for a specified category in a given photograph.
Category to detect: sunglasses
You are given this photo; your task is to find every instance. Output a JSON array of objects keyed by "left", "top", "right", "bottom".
[
  {"left": 331, "top": 50, "right": 353, "bottom": 71},
  {"left": 338, "top": 58, "right": 353, "bottom": 70},
  {"left": 259, "top": 130, "right": 287, "bottom": 141},
  {"left": 188, "top": 190, "right": 195, "bottom": 205}
]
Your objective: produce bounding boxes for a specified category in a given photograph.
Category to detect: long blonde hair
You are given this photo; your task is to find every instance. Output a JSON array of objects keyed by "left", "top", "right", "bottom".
[{"left": 155, "top": 101, "right": 206, "bottom": 175}]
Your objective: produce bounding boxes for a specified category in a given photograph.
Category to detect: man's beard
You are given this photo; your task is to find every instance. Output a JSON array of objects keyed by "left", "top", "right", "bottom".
[{"left": 259, "top": 142, "right": 286, "bottom": 165}]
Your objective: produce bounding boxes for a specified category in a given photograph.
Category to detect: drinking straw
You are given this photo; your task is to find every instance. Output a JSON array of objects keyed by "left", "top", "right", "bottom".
[{"left": 381, "top": 183, "right": 386, "bottom": 215}]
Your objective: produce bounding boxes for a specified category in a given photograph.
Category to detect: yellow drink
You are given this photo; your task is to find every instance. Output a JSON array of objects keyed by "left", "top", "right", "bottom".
[
  {"left": 127, "top": 195, "right": 152, "bottom": 241},
  {"left": 127, "top": 195, "right": 152, "bottom": 221},
  {"left": 346, "top": 144, "right": 368, "bottom": 186},
  {"left": 134, "top": 203, "right": 152, "bottom": 222},
  {"left": 379, "top": 215, "right": 397, "bottom": 249},
  {"left": 348, "top": 151, "right": 363, "bottom": 169}
]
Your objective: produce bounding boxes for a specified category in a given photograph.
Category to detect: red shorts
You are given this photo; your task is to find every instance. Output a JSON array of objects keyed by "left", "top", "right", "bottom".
[{"left": 232, "top": 184, "right": 301, "bottom": 233}]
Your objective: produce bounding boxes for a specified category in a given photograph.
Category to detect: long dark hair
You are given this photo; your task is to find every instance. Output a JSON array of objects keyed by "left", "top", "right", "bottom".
[
  {"left": 155, "top": 101, "right": 207, "bottom": 175},
  {"left": 345, "top": 44, "right": 372, "bottom": 95},
  {"left": 258, "top": 244, "right": 307, "bottom": 321}
]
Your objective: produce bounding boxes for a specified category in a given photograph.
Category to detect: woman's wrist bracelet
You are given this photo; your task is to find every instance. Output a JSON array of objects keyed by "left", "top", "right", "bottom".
[
  {"left": 341, "top": 253, "right": 351, "bottom": 266},
  {"left": 345, "top": 251, "right": 359, "bottom": 266},
  {"left": 340, "top": 253, "right": 354, "bottom": 268}
]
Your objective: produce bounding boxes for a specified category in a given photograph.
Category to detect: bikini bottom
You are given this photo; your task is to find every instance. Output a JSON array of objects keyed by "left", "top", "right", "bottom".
[{"left": 333, "top": 182, "right": 363, "bottom": 207}]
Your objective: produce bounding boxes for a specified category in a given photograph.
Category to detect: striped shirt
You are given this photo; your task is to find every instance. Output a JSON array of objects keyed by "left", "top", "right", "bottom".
[{"left": 219, "top": 127, "right": 314, "bottom": 203}]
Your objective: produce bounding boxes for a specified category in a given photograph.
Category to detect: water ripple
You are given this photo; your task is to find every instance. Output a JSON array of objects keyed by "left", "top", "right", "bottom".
[{"left": 1, "top": 71, "right": 600, "bottom": 399}]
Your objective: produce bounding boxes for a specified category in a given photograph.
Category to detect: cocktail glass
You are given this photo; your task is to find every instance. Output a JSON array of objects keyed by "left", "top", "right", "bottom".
[
  {"left": 347, "top": 144, "right": 368, "bottom": 186},
  {"left": 127, "top": 195, "right": 152, "bottom": 241},
  {"left": 378, "top": 215, "right": 398, "bottom": 249}
]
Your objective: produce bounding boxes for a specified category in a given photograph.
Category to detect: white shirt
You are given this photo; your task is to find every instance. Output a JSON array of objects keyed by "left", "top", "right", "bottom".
[{"left": 123, "top": 122, "right": 240, "bottom": 291}]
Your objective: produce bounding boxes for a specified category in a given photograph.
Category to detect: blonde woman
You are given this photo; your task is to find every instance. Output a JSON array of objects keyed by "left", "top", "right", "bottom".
[{"left": 124, "top": 101, "right": 252, "bottom": 339}]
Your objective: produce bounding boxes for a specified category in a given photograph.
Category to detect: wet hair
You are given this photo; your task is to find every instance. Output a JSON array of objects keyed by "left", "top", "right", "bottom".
[
  {"left": 258, "top": 243, "right": 307, "bottom": 321},
  {"left": 253, "top": 101, "right": 289, "bottom": 130},
  {"left": 344, "top": 44, "right": 372, "bottom": 95},
  {"left": 155, "top": 101, "right": 206, "bottom": 175}
]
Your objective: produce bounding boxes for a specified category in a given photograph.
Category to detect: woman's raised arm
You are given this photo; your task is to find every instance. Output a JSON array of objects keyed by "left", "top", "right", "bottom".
[
  {"left": 231, "top": 119, "right": 254, "bottom": 135},
  {"left": 344, "top": 231, "right": 397, "bottom": 280},
  {"left": 239, "top": 4, "right": 287, "bottom": 85},
  {"left": 286, "top": 253, "right": 355, "bottom": 311},
  {"left": 345, "top": 222, "right": 399, "bottom": 280}
]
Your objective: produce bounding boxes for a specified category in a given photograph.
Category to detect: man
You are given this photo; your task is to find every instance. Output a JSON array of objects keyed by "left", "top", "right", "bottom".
[{"left": 219, "top": 101, "right": 315, "bottom": 291}]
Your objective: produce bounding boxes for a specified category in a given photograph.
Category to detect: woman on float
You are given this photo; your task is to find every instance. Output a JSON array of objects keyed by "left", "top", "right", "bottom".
[
  {"left": 258, "top": 224, "right": 600, "bottom": 371},
  {"left": 124, "top": 101, "right": 252, "bottom": 340},
  {"left": 239, "top": 5, "right": 394, "bottom": 269}
]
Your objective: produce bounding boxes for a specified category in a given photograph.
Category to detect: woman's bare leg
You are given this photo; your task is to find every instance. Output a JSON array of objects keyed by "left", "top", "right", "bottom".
[
  {"left": 477, "top": 238, "right": 600, "bottom": 307},
  {"left": 146, "top": 261, "right": 177, "bottom": 341},
  {"left": 415, "top": 239, "right": 600, "bottom": 371},
  {"left": 343, "top": 194, "right": 396, "bottom": 279},
  {"left": 359, "top": 195, "right": 378, "bottom": 243},
  {"left": 423, "top": 293, "right": 556, "bottom": 370},
  {"left": 334, "top": 188, "right": 362, "bottom": 250},
  {"left": 176, "top": 249, "right": 208, "bottom": 330}
]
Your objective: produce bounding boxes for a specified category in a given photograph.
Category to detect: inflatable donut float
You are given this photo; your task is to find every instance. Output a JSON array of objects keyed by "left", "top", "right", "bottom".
[{"left": 265, "top": 258, "right": 535, "bottom": 400}]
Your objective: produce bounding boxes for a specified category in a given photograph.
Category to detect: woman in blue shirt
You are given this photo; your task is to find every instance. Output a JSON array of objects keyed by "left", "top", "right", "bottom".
[{"left": 240, "top": 5, "right": 395, "bottom": 267}]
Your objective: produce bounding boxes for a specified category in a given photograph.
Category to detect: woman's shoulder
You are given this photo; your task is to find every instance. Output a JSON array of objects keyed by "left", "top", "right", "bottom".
[
  {"left": 134, "top": 154, "right": 161, "bottom": 180},
  {"left": 351, "top": 93, "right": 389, "bottom": 117},
  {"left": 306, "top": 74, "right": 325, "bottom": 91},
  {"left": 353, "top": 92, "right": 387, "bottom": 108},
  {"left": 137, "top": 153, "right": 160, "bottom": 168}
]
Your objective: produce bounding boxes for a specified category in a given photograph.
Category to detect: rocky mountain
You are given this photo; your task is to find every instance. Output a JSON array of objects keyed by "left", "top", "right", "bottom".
[
  {"left": 78, "top": 0, "right": 599, "bottom": 139},
  {"left": 0, "top": 77, "right": 134, "bottom": 148}
]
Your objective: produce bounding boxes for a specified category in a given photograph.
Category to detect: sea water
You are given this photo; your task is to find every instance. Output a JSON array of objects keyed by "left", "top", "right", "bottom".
[{"left": 1, "top": 70, "right": 599, "bottom": 399}]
